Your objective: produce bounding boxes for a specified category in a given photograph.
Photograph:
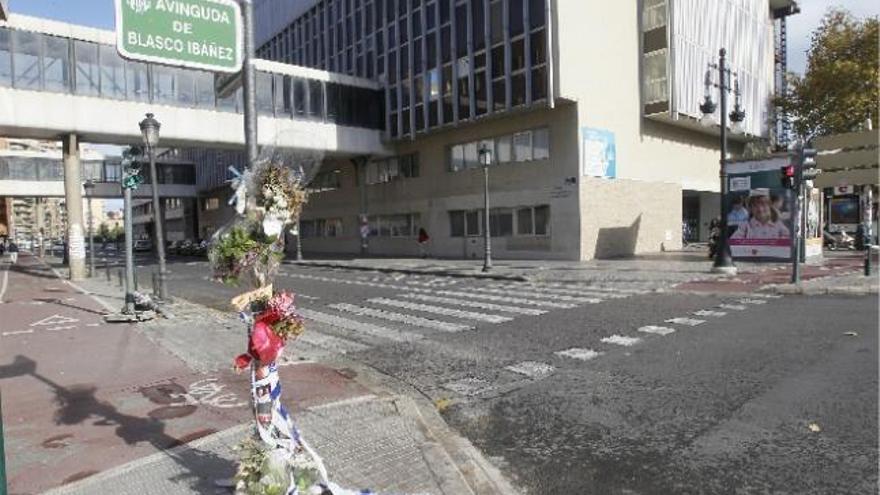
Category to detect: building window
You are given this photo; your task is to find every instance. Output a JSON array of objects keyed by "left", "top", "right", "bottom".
[
  {"left": 449, "top": 209, "right": 483, "bottom": 237},
  {"left": 302, "top": 218, "right": 343, "bottom": 238},
  {"left": 489, "top": 208, "right": 514, "bottom": 237},
  {"left": 643, "top": 49, "right": 668, "bottom": 104},
  {"left": 642, "top": 0, "right": 667, "bottom": 31},
  {"left": 365, "top": 153, "right": 419, "bottom": 184},
  {"left": 204, "top": 198, "right": 220, "bottom": 211},
  {"left": 448, "top": 127, "right": 549, "bottom": 171},
  {"left": 368, "top": 213, "right": 420, "bottom": 237},
  {"left": 515, "top": 205, "right": 549, "bottom": 236},
  {"left": 309, "top": 169, "right": 342, "bottom": 192}
]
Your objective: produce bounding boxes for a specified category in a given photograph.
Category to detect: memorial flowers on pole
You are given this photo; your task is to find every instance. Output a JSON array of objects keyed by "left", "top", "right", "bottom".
[{"left": 208, "top": 151, "right": 371, "bottom": 495}]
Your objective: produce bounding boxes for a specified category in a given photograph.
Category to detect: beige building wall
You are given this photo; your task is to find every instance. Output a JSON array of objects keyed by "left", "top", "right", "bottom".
[
  {"left": 554, "top": 0, "right": 723, "bottom": 191},
  {"left": 551, "top": 0, "right": 741, "bottom": 256},
  {"left": 302, "top": 104, "right": 582, "bottom": 259}
]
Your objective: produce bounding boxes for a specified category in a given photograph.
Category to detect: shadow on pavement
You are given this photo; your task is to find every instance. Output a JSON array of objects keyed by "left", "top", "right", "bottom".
[{"left": 0, "top": 354, "right": 236, "bottom": 492}]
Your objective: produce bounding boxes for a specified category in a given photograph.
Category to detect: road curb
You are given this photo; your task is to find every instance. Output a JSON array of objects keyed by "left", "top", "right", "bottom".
[
  {"left": 318, "top": 358, "right": 521, "bottom": 495},
  {"left": 760, "top": 283, "right": 879, "bottom": 296}
]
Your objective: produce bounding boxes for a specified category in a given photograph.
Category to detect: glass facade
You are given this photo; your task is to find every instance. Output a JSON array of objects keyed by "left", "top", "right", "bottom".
[
  {"left": 0, "top": 157, "right": 125, "bottom": 183},
  {"left": 0, "top": 26, "right": 384, "bottom": 130},
  {"left": 257, "top": 0, "right": 549, "bottom": 139}
]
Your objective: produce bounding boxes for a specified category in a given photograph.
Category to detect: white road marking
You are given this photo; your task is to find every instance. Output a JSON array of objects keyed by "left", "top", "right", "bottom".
[
  {"left": 297, "top": 331, "right": 370, "bottom": 354},
  {"left": 30, "top": 314, "right": 79, "bottom": 327},
  {"left": 740, "top": 298, "right": 768, "bottom": 305},
  {"left": 554, "top": 348, "right": 602, "bottom": 361},
  {"left": 300, "top": 308, "right": 431, "bottom": 340},
  {"left": 719, "top": 303, "right": 747, "bottom": 310},
  {"left": 86, "top": 323, "right": 101, "bottom": 327},
  {"left": 466, "top": 286, "right": 602, "bottom": 304},
  {"left": 601, "top": 334, "right": 642, "bottom": 346},
  {"left": 46, "top": 265, "right": 117, "bottom": 313},
  {"left": 398, "top": 293, "right": 547, "bottom": 315},
  {"left": 750, "top": 294, "right": 783, "bottom": 299},
  {"left": 532, "top": 283, "right": 651, "bottom": 295},
  {"left": 693, "top": 310, "right": 727, "bottom": 317},
  {"left": 505, "top": 361, "right": 555, "bottom": 379},
  {"left": 665, "top": 317, "right": 705, "bottom": 326},
  {"left": 368, "top": 298, "right": 513, "bottom": 323},
  {"left": 638, "top": 325, "right": 676, "bottom": 335},
  {"left": 507, "top": 283, "right": 630, "bottom": 299},
  {"left": 2, "top": 329, "right": 34, "bottom": 337},
  {"left": 45, "top": 325, "right": 77, "bottom": 332},
  {"left": 328, "top": 303, "right": 468, "bottom": 334},
  {"left": 284, "top": 273, "right": 579, "bottom": 308},
  {"left": 430, "top": 289, "right": 577, "bottom": 309}
]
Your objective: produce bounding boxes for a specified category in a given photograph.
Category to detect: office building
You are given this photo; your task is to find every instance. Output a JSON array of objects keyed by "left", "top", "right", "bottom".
[{"left": 235, "top": 0, "right": 799, "bottom": 259}]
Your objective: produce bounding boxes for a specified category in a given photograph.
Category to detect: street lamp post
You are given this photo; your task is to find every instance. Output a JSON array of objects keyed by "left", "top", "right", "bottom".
[
  {"left": 479, "top": 144, "right": 493, "bottom": 272},
  {"left": 139, "top": 113, "right": 169, "bottom": 300},
  {"left": 699, "top": 48, "right": 746, "bottom": 276},
  {"left": 83, "top": 179, "right": 95, "bottom": 277}
]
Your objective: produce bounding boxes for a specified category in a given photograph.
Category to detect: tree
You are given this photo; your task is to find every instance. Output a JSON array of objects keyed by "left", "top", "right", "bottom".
[
  {"left": 98, "top": 223, "right": 110, "bottom": 241},
  {"left": 777, "top": 8, "right": 878, "bottom": 139}
]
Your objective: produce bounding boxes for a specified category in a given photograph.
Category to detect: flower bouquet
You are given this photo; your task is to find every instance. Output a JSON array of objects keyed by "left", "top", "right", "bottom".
[
  {"left": 209, "top": 219, "right": 284, "bottom": 288},
  {"left": 249, "top": 158, "right": 308, "bottom": 238}
]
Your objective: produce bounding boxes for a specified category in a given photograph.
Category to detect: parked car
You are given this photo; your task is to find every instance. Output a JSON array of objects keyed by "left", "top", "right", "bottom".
[
  {"left": 133, "top": 239, "right": 152, "bottom": 252},
  {"left": 176, "top": 240, "right": 193, "bottom": 256},
  {"left": 193, "top": 239, "right": 208, "bottom": 257}
]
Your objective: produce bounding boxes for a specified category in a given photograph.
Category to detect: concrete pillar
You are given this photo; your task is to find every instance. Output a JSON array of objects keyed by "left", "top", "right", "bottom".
[{"left": 62, "top": 134, "right": 86, "bottom": 280}]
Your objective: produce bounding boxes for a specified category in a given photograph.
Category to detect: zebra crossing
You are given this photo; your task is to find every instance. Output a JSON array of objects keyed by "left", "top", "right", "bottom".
[
  {"left": 280, "top": 267, "right": 785, "bottom": 403},
  {"left": 281, "top": 269, "right": 647, "bottom": 356}
]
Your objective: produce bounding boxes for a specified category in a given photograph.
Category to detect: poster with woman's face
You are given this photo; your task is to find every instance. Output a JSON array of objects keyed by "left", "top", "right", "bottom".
[{"left": 724, "top": 158, "right": 795, "bottom": 260}]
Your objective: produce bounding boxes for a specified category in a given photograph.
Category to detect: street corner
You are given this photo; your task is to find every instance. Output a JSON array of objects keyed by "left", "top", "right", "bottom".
[{"left": 272, "top": 358, "right": 374, "bottom": 411}]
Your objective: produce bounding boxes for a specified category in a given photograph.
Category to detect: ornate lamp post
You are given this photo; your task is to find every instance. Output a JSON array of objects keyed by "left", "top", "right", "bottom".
[
  {"left": 83, "top": 179, "right": 95, "bottom": 277},
  {"left": 478, "top": 144, "right": 493, "bottom": 272},
  {"left": 699, "top": 48, "right": 746, "bottom": 275},
  {"left": 139, "top": 112, "right": 169, "bottom": 300}
]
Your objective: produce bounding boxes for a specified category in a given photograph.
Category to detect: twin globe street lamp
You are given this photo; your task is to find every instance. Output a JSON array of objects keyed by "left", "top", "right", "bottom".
[
  {"left": 699, "top": 48, "right": 746, "bottom": 275},
  {"left": 138, "top": 112, "right": 169, "bottom": 300},
  {"left": 83, "top": 179, "right": 95, "bottom": 278},
  {"left": 478, "top": 144, "right": 493, "bottom": 272}
]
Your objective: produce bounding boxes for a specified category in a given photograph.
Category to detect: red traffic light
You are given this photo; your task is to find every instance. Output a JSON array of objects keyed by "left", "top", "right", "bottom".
[{"left": 782, "top": 165, "right": 795, "bottom": 177}]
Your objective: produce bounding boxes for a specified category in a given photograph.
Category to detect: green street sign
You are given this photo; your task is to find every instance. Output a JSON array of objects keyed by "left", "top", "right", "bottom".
[{"left": 115, "top": 0, "right": 242, "bottom": 73}]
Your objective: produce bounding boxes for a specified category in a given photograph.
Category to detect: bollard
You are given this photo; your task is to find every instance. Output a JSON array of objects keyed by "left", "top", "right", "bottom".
[
  {"left": 106, "top": 264, "right": 111, "bottom": 282},
  {"left": 117, "top": 268, "right": 124, "bottom": 287},
  {"left": 152, "top": 272, "right": 159, "bottom": 297}
]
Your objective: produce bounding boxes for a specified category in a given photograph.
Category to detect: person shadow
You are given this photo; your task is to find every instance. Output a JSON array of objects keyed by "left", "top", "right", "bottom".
[{"left": 0, "top": 354, "right": 239, "bottom": 492}]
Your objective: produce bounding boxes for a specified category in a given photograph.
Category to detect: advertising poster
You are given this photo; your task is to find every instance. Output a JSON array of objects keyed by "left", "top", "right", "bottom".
[
  {"left": 581, "top": 127, "right": 616, "bottom": 178},
  {"left": 724, "top": 157, "right": 794, "bottom": 260}
]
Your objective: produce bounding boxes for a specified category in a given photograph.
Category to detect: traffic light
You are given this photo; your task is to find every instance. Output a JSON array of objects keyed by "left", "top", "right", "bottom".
[
  {"left": 780, "top": 164, "right": 796, "bottom": 189},
  {"left": 121, "top": 158, "right": 143, "bottom": 190},
  {"left": 799, "top": 147, "right": 821, "bottom": 188}
]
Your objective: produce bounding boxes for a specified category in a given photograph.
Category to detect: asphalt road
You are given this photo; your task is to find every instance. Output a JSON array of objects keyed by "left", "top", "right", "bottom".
[{"left": 131, "top": 258, "right": 877, "bottom": 494}]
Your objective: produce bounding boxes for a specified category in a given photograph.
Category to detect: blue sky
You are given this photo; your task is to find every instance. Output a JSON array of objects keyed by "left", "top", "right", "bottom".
[{"left": 8, "top": 0, "right": 878, "bottom": 74}]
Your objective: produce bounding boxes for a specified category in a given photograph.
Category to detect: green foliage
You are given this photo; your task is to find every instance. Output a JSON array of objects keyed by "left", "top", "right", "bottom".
[
  {"left": 776, "top": 8, "right": 879, "bottom": 138},
  {"left": 209, "top": 220, "right": 283, "bottom": 286},
  {"left": 234, "top": 438, "right": 287, "bottom": 495}
]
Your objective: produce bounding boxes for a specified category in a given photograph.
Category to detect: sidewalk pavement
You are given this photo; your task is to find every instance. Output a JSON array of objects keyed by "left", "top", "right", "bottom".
[{"left": 0, "top": 254, "right": 515, "bottom": 495}]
